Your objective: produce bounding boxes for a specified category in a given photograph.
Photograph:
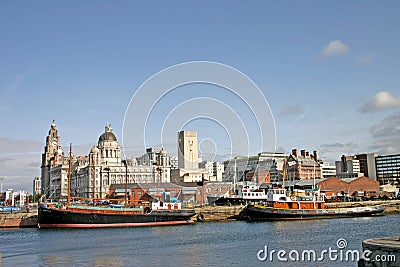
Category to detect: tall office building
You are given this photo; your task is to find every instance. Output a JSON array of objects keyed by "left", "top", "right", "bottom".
[
  {"left": 178, "top": 130, "right": 199, "bottom": 169},
  {"left": 355, "top": 153, "right": 378, "bottom": 180},
  {"left": 375, "top": 154, "right": 400, "bottom": 185}
]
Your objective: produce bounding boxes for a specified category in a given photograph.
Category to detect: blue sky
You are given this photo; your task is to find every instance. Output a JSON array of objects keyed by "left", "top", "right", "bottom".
[{"left": 1, "top": 1, "right": 399, "bottom": 191}]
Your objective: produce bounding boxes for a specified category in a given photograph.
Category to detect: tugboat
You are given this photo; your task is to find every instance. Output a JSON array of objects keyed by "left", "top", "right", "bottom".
[
  {"left": 38, "top": 144, "right": 195, "bottom": 228},
  {"left": 242, "top": 188, "right": 385, "bottom": 221}
]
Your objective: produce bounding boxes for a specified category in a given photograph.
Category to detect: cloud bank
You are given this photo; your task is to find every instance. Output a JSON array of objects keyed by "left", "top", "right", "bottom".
[{"left": 369, "top": 112, "right": 400, "bottom": 155}]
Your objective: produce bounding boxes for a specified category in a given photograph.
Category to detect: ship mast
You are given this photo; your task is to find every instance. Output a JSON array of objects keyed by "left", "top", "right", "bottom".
[
  {"left": 121, "top": 159, "right": 129, "bottom": 208},
  {"left": 66, "top": 143, "right": 72, "bottom": 208},
  {"left": 282, "top": 158, "right": 286, "bottom": 189},
  {"left": 233, "top": 158, "right": 237, "bottom": 195},
  {"left": 93, "top": 152, "right": 96, "bottom": 206}
]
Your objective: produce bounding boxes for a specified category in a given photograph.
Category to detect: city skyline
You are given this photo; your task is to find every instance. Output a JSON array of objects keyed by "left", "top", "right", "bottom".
[{"left": 1, "top": 1, "right": 399, "bottom": 191}]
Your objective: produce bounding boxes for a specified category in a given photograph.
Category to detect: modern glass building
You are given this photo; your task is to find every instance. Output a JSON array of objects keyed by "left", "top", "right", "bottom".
[{"left": 375, "top": 154, "right": 400, "bottom": 185}]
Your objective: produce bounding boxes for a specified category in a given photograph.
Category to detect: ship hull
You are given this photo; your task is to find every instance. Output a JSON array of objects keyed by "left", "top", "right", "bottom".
[
  {"left": 243, "top": 204, "right": 385, "bottom": 221},
  {"left": 38, "top": 204, "right": 195, "bottom": 228}
]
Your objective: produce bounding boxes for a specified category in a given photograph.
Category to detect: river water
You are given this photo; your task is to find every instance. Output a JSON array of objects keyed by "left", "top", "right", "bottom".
[{"left": 1, "top": 214, "right": 399, "bottom": 266}]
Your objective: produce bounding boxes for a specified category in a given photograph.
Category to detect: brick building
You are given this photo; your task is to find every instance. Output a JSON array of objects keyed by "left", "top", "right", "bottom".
[
  {"left": 245, "top": 169, "right": 271, "bottom": 184},
  {"left": 289, "top": 176, "right": 380, "bottom": 199},
  {"left": 109, "top": 182, "right": 181, "bottom": 206},
  {"left": 287, "top": 149, "right": 321, "bottom": 180}
]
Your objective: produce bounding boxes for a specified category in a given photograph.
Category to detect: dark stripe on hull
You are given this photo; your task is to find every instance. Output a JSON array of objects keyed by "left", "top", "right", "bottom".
[
  {"left": 244, "top": 206, "right": 385, "bottom": 221},
  {"left": 38, "top": 205, "right": 195, "bottom": 228},
  {"left": 38, "top": 220, "right": 193, "bottom": 228}
]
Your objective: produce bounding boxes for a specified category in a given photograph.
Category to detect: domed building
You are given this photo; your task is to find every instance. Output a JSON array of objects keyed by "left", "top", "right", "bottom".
[
  {"left": 72, "top": 123, "right": 126, "bottom": 199},
  {"left": 42, "top": 122, "right": 172, "bottom": 200}
]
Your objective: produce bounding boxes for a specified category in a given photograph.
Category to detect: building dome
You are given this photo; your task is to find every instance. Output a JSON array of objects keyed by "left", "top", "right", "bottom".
[
  {"left": 91, "top": 146, "right": 99, "bottom": 154},
  {"left": 98, "top": 123, "right": 117, "bottom": 142},
  {"left": 98, "top": 132, "right": 117, "bottom": 142}
]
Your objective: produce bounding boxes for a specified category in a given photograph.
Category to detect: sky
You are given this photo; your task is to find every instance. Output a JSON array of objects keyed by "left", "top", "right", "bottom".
[{"left": 0, "top": 1, "right": 399, "bottom": 192}]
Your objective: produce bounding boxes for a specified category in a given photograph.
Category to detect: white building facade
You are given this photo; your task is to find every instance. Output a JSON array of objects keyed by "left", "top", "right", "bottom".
[{"left": 41, "top": 122, "right": 171, "bottom": 200}]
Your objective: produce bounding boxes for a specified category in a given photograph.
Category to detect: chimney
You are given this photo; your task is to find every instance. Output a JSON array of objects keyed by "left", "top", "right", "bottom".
[
  {"left": 313, "top": 151, "right": 318, "bottom": 162},
  {"left": 292, "top": 149, "right": 298, "bottom": 157},
  {"left": 301, "top": 149, "right": 306, "bottom": 157}
]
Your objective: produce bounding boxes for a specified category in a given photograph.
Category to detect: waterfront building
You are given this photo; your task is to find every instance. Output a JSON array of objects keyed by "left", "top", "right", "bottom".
[
  {"left": 41, "top": 122, "right": 172, "bottom": 200},
  {"left": 204, "top": 182, "right": 232, "bottom": 198},
  {"left": 245, "top": 169, "right": 270, "bottom": 184},
  {"left": 33, "top": 176, "right": 41, "bottom": 195},
  {"left": 355, "top": 153, "right": 378, "bottom": 181},
  {"left": 335, "top": 155, "right": 362, "bottom": 177},
  {"left": 375, "top": 153, "right": 400, "bottom": 185},
  {"left": 172, "top": 130, "right": 209, "bottom": 184},
  {"left": 169, "top": 156, "right": 178, "bottom": 169},
  {"left": 336, "top": 172, "right": 364, "bottom": 179},
  {"left": 223, "top": 152, "right": 286, "bottom": 183},
  {"left": 285, "top": 176, "right": 379, "bottom": 199},
  {"left": 40, "top": 120, "right": 62, "bottom": 197},
  {"left": 3, "top": 189, "right": 28, "bottom": 207},
  {"left": 170, "top": 168, "right": 210, "bottom": 183},
  {"left": 108, "top": 182, "right": 182, "bottom": 206},
  {"left": 286, "top": 149, "right": 321, "bottom": 180},
  {"left": 320, "top": 162, "right": 336, "bottom": 178},
  {"left": 135, "top": 148, "right": 171, "bottom": 183},
  {"left": 199, "top": 161, "right": 223, "bottom": 181},
  {"left": 178, "top": 130, "right": 199, "bottom": 169}
]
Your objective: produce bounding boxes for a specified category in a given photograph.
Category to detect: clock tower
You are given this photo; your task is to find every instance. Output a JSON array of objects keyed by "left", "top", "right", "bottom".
[{"left": 40, "top": 120, "right": 61, "bottom": 196}]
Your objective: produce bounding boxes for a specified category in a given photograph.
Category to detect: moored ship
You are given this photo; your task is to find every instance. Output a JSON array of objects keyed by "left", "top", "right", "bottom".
[
  {"left": 38, "top": 144, "right": 195, "bottom": 228},
  {"left": 242, "top": 188, "right": 385, "bottom": 221},
  {"left": 38, "top": 200, "right": 195, "bottom": 228}
]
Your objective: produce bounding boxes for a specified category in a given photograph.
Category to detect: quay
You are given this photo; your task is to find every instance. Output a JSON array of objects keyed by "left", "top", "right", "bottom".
[
  {"left": 0, "top": 211, "right": 37, "bottom": 228},
  {"left": 195, "top": 205, "right": 245, "bottom": 222},
  {"left": 360, "top": 236, "right": 400, "bottom": 267}
]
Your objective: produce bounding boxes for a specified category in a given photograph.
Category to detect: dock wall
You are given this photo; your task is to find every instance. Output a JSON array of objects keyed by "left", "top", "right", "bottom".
[
  {"left": 194, "top": 205, "right": 245, "bottom": 222},
  {"left": 360, "top": 236, "right": 399, "bottom": 267},
  {"left": 0, "top": 212, "right": 37, "bottom": 228}
]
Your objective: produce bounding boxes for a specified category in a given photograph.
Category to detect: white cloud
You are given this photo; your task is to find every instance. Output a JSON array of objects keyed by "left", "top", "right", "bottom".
[
  {"left": 319, "top": 40, "right": 350, "bottom": 58},
  {"left": 359, "top": 91, "right": 400, "bottom": 112}
]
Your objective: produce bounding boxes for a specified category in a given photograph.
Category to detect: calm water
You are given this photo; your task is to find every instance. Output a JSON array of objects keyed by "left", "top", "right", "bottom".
[{"left": 1, "top": 214, "right": 399, "bottom": 267}]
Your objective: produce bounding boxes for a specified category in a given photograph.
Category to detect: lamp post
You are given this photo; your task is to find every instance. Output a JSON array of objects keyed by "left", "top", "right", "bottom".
[{"left": 121, "top": 160, "right": 129, "bottom": 208}]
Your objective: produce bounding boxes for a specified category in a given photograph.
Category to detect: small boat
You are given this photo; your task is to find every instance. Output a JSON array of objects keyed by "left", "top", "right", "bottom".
[
  {"left": 38, "top": 144, "right": 195, "bottom": 228},
  {"left": 241, "top": 188, "right": 385, "bottom": 221}
]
